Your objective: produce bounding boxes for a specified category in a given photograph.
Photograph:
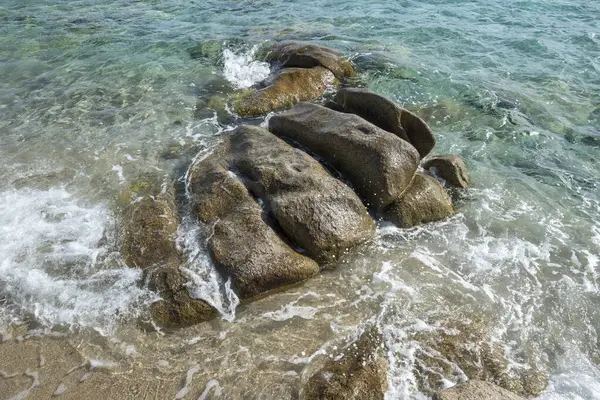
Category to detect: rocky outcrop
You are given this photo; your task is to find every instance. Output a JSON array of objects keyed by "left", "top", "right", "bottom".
[
  {"left": 265, "top": 41, "right": 355, "bottom": 80},
  {"left": 302, "top": 327, "right": 388, "bottom": 400},
  {"left": 188, "top": 125, "right": 374, "bottom": 299},
  {"left": 269, "top": 102, "right": 420, "bottom": 211},
  {"left": 233, "top": 41, "right": 355, "bottom": 117},
  {"left": 330, "top": 87, "right": 436, "bottom": 158},
  {"left": 423, "top": 155, "right": 470, "bottom": 188},
  {"left": 233, "top": 66, "right": 335, "bottom": 117},
  {"left": 118, "top": 173, "right": 216, "bottom": 328},
  {"left": 384, "top": 173, "right": 454, "bottom": 228},
  {"left": 433, "top": 380, "right": 525, "bottom": 400}
]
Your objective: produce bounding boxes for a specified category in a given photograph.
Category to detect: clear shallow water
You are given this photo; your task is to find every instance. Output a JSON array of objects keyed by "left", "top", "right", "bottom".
[{"left": 0, "top": 0, "right": 599, "bottom": 399}]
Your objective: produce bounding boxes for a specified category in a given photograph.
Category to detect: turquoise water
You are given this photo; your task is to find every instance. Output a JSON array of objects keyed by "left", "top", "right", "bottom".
[{"left": 0, "top": 0, "right": 599, "bottom": 399}]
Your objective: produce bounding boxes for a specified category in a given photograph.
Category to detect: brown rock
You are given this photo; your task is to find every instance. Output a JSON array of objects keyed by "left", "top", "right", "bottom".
[
  {"left": 383, "top": 173, "right": 454, "bottom": 228},
  {"left": 269, "top": 102, "right": 420, "bottom": 211},
  {"left": 433, "top": 380, "right": 525, "bottom": 400},
  {"left": 332, "top": 87, "right": 436, "bottom": 158},
  {"left": 209, "top": 204, "right": 319, "bottom": 299},
  {"left": 265, "top": 41, "right": 355, "bottom": 79},
  {"left": 233, "top": 66, "right": 336, "bottom": 117},
  {"left": 410, "top": 316, "right": 548, "bottom": 397},
  {"left": 189, "top": 125, "right": 374, "bottom": 298},
  {"left": 423, "top": 155, "right": 470, "bottom": 188},
  {"left": 148, "top": 267, "right": 217, "bottom": 329},
  {"left": 117, "top": 173, "right": 181, "bottom": 270},
  {"left": 118, "top": 173, "right": 216, "bottom": 328},
  {"left": 303, "top": 327, "right": 388, "bottom": 400}
]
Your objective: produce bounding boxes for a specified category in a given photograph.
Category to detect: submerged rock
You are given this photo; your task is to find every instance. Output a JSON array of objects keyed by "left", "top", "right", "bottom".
[
  {"left": 269, "top": 102, "right": 420, "bottom": 211},
  {"left": 148, "top": 267, "right": 217, "bottom": 329},
  {"left": 302, "top": 327, "right": 388, "bottom": 400},
  {"left": 265, "top": 41, "right": 355, "bottom": 80},
  {"left": 233, "top": 66, "right": 336, "bottom": 117},
  {"left": 384, "top": 172, "right": 454, "bottom": 228},
  {"left": 118, "top": 174, "right": 180, "bottom": 270},
  {"left": 331, "top": 87, "right": 436, "bottom": 158},
  {"left": 117, "top": 173, "right": 216, "bottom": 328},
  {"left": 433, "top": 380, "right": 525, "bottom": 400},
  {"left": 423, "top": 155, "right": 470, "bottom": 188},
  {"left": 188, "top": 125, "right": 374, "bottom": 299},
  {"left": 411, "top": 317, "right": 548, "bottom": 397}
]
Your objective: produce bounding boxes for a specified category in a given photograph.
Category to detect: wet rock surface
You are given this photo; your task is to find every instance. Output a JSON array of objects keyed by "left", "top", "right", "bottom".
[
  {"left": 423, "top": 155, "right": 471, "bottom": 188},
  {"left": 232, "top": 41, "right": 355, "bottom": 116},
  {"left": 302, "top": 327, "right": 388, "bottom": 400},
  {"left": 269, "top": 102, "right": 420, "bottom": 211},
  {"left": 117, "top": 173, "right": 216, "bottom": 328},
  {"left": 384, "top": 172, "right": 454, "bottom": 228},
  {"left": 433, "top": 380, "right": 525, "bottom": 400},
  {"left": 265, "top": 41, "right": 355, "bottom": 80},
  {"left": 233, "top": 66, "right": 336, "bottom": 117},
  {"left": 331, "top": 87, "right": 436, "bottom": 158},
  {"left": 188, "top": 125, "right": 374, "bottom": 298}
]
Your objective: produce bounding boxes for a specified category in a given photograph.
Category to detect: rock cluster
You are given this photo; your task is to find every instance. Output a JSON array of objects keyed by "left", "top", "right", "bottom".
[{"left": 119, "top": 41, "right": 471, "bottom": 329}]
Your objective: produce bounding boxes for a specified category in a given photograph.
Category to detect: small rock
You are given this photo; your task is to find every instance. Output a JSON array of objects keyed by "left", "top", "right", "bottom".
[
  {"left": 117, "top": 173, "right": 216, "bottom": 328},
  {"left": 265, "top": 41, "right": 355, "bottom": 80},
  {"left": 383, "top": 172, "right": 454, "bottom": 228},
  {"left": 422, "top": 155, "right": 470, "bottom": 188},
  {"left": 233, "top": 67, "right": 336, "bottom": 117}
]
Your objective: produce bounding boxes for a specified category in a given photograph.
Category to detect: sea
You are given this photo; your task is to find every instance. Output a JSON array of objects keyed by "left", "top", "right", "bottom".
[{"left": 0, "top": 0, "right": 599, "bottom": 398}]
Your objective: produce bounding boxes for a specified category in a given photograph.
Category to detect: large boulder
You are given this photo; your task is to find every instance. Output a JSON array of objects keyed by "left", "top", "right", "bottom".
[
  {"left": 423, "top": 155, "right": 470, "bottom": 188},
  {"left": 383, "top": 173, "right": 454, "bottom": 228},
  {"left": 302, "top": 327, "right": 388, "bottom": 400},
  {"left": 118, "top": 174, "right": 216, "bottom": 328},
  {"left": 331, "top": 88, "right": 436, "bottom": 158},
  {"left": 188, "top": 125, "right": 374, "bottom": 298},
  {"left": 269, "top": 102, "right": 420, "bottom": 211},
  {"left": 265, "top": 41, "right": 355, "bottom": 80},
  {"left": 433, "top": 380, "right": 525, "bottom": 400},
  {"left": 233, "top": 66, "right": 336, "bottom": 117}
]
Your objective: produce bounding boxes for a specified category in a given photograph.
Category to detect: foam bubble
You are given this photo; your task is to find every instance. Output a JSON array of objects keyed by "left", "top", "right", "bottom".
[
  {"left": 0, "top": 188, "right": 155, "bottom": 335},
  {"left": 177, "top": 216, "right": 239, "bottom": 321},
  {"left": 222, "top": 46, "right": 271, "bottom": 89},
  {"left": 263, "top": 305, "right": 319, "bottom": 322}
]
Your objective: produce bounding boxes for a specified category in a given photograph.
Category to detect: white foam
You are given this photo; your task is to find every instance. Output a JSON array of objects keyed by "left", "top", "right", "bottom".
[
  {"left": 198, "top": 379, "right": 222, "bottom": 399},
  {"left": 0, "top": 188, "right": 155, "bottom": 335},
  {"left": 177, "top": 216, "right": 239, "bottom": 321},
  {"left": 111, "top": 165, "right": 125, "bottom": 185},
  {"left": 222, "top": 46, "right": 271, "bottom": 89},
  {"left": 175, "top": 364, "right": 200, "bottom": 399},
  {"left": 263, "top": 305, "right": 319, "bottom": 322}
]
